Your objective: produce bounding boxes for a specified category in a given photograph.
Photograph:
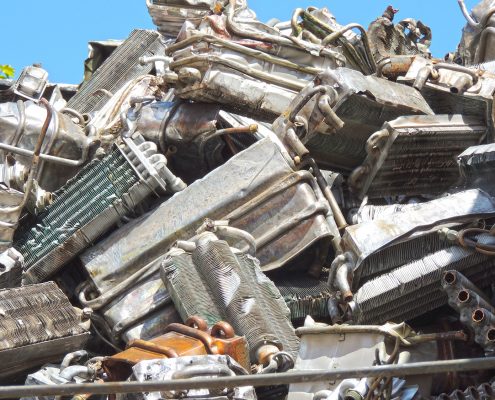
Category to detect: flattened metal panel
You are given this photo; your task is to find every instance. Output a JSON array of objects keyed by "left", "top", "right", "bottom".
[{"left": 80, "top": 139, "right": 332, "bottom": 294}]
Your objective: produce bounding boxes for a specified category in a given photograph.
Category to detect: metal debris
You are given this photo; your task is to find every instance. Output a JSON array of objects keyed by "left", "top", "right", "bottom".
[{"left": 4, "top": 0, "right": 495, "bottom": 398}]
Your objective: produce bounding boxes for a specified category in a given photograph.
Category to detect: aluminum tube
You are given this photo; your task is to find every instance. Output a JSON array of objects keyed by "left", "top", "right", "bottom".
[
  {"left": 457, "top": 0, "right": 480, "bottom": 28},
  {"left": 2, "top": 358, "right": 495, "bottom": 398}
]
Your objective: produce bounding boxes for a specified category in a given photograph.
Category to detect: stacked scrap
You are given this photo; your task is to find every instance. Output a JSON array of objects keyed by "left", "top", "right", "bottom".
[{"left": 2, "top": 0, "right": 495, "bottom": 399}]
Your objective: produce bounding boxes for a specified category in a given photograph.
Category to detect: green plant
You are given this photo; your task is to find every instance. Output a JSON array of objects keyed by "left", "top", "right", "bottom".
[{"left": 0, "top": 65, "right": 14, "bottom": 79}]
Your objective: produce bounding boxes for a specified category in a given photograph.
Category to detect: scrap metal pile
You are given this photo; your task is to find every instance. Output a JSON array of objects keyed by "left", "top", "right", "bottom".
[{"left": 2, "top": 0, "right": 495, "bottom": 398}]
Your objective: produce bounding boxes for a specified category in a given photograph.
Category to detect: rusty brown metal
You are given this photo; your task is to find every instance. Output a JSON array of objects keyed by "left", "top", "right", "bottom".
[{"left": 103, "top": 318, "right": 250, "bottom": 381}]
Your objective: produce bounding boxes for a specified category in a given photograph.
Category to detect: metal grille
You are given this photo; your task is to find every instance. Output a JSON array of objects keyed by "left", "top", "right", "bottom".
[
  {"left": 15, "top": 148, "right": 139, "bottom": 283},
  {"left": 163, "top": 239, "right": 300, "bottom": 360},
  {"left": 67, "top": 30, "right": 165, "bottom": 114},
  {"left": 353, "top": 235, "right": 495, "bottom": 324}
]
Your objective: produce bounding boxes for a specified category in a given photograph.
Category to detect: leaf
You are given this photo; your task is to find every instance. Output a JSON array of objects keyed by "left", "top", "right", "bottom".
[{"left": 0, "top": 65, "right": 15, "bottom": 79}]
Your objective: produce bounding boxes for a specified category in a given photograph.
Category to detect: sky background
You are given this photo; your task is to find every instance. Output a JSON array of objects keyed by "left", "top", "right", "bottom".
[{"left": 3, "top": 0, "right": 479, "bottom": 84}]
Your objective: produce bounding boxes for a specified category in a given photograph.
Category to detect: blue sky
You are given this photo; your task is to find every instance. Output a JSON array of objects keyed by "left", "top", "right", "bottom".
[{"left": 3, "top": 0, "right": 479, "bottom": 84}]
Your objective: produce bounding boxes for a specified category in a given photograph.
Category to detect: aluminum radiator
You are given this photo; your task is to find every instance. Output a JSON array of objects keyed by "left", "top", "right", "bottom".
[
  {"left": 335, "top": 189, "right": 495, "bottom": 291},
  {"left": 0, "top": 282, "right": 90, "bottom": 381},
  {"left": 400, "top": 57, "right": 495, "bottom": 142},
  {"left": 349, "top": 115, "right": 487, "bottom": 199},
  {"left": 272, "top": 68, "right": 433, "bottom": 172},
  {"left": 15, "top": 136, "right": 184, "bottom": 284},
  {"left": 351, "top": 234, "right": 495, "bottom": 325},
  {"left": 162, "top": 233, "right": 300, "bottom": 362},
  {"left": 147, "top": 0, "right": 227, "bottom": 38},
  {"left": 67, "top": 30, "right": 166, "bottom": 114},
  {"left": 78, "top": 138, "right": 333, "bottom": 343},
  {"left": 80, "top": 138, "right": 334, "bottom": 293}
]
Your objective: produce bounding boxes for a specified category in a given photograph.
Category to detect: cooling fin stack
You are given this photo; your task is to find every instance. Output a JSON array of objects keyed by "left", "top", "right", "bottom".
[
  {"left": 15, "top": 136, "right": 178, "bottom": 284},
  {"left": 350, "top": 115, "right": 487, "bottom": 199},
  {"left": 275, "top": 273, "right": 333, "bottom": 324},
  {"left": 162, "top": 235, "right": 300, "bottom": 362},
  {"left": 66, "top": 29, "right": 166, "bottom": 114},
  {"left": 352, "top": 234, "right": 495, "bottom": 324},
  {"left": 341, "top": 189, "right": 495, "bottom": 288},
  {"left": 0, "top": 282, "right": 90, "bottom": 381}
]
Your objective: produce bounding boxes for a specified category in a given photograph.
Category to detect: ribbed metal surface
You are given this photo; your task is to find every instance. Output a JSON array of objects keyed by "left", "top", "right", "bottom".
[
  {"left": 343, "top": 189, "right": 495, "bottom": 289},
  {"left": 67, "top": 30, "right": 164, "bottom": 114},
  {"left": 353, "top": 236, "right": 495, "bottom": 324},
  {"left": 0, "top": 282, "right": 86, "bottom": 350},
  {"left": 163, "top": 240, "right": 299, "bottom": 360},
  {"left": 275, "top": 274, "right": 332, "bottom": 323},
  {"left": 15, "top": 148, "right": 139, "bottom": 282},
  {"left": 352, "top": 115, "right": 487, "bottom": 198}
]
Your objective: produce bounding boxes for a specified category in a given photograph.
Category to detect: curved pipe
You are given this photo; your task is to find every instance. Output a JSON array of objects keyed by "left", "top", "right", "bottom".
[
  {"left": 318, "top": 94, "right": 344, "bottom": 131},
  {"left": 336, "top": 262, "right": 353, "bottom": 302},
  {"left": 291, "top": 8, "right": 305, "bottom": 36},
  {"left": 321, "top": 23, "right": 377, "bottom": 72},
  {"left": 288, "top": 86, "right": 328, "bottom": 123},
  {"left": 61, "top": 351, "right": 88, "bottom": 370},
  {"left": 61, "top": 108, "right": 86, "bottom": 126},
  {"left": 59, "top": 366, "right": 95, "bottom": 382},
  {"left": 225, "top": 0, "right": 301, "bottom": 49},
  {"left": 457, "top": 0, "right": 480, "bottom": 28},
  {"left": 474, "top": 27, "right": 495, "bottom": 64},
  {"left": 328, "top": 253, "right": 355, "bottom": 300},
  {"left": 215, "top": 225, "right": 257, "bottom": 256},
  {"left": 165, "top": 34, "right": 321, "bottom": 76},
  {"left": 481, "top": 8, "right": 495, "bottom": 27},
  {"left": 170, "top": 54, "right": 306, "bottom": 92},
  {"left": 78, "top": 259, "right": 161, "bottom": 310},
  {"left": 434, "top": 63, "right": 479, "bottom": 83},
  {"left": 366, "top": 129, "right": 389, "bottom": 155},
  {"left": 413, "top": 65, "right": 438, "bottom": 91}
]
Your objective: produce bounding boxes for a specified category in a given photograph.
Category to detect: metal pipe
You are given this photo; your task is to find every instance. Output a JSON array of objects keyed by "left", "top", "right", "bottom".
[
  {"left": 61, "top": 108, "right": 86, "bottom": 125},
  {"left": 289, "top": 86, "right": 328, "bottom": 123},
  {"left": 291, "top": 8, "right": 305, "bottom": 35},
  {"left": 61, "top": 351, "right": 88, "bottom": 370},
  {"left": 78, "top": 258, "right": 163, "bottom": 310},
  {"left": 139, "top": 56, "right": 170, "bottom": 65},
  {"left": 336, "top": 262, "right": 353, "bottom": 302},
  {"left": 59, "top": 366, "right": 95, "bottom": 382},
  {"left": 2, "top": 358, "right": 495, "bottom": 398},
  {"left": 225, "top": 0, "right": 302, "bottom": 49},
  {"left": 413, "top": 65, "right": 438, "bottom": 91},
  {"left": 0, "top": 143, "right": 88, "bottom": 166},
  {"left": 170, "top": 54, "right": 306, "bottom": 92},
  {"left": 481, "top": 8, "right": 495, "bottom": 27},
  {"left": 165, "top": 34, "right": 321, "bottom": 76},
  {"left": 198, "top": 125, "right": 258, "bottom": 158},
  {"left": 321, "top": 23, "right": 376, "bottom": 72},
  {"left": 285, "top": 126, "right": 310, "bottom": 157},
  {"left": 298, "top": 157, "right": 347, "bottom": 230},
  {"left": 474, "top": 27, "right": 495, "bottom": 64},
  {"left": 215, "top": 225, "right": 257, "bottom": 256},
  {"left": 457, "top": 0, "right": 479, "bottom": 28},
  {"left": 434, "top": 63, "right": 479, "bottom": 83},
  {"left": 318, "top": 94, "right": 345, "bottom": 131}
]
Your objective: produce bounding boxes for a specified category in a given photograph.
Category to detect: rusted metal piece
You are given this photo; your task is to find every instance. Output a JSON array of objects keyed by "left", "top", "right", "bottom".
[{"left": 103, "top": 318, "right": 250, "bottom": 381}]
